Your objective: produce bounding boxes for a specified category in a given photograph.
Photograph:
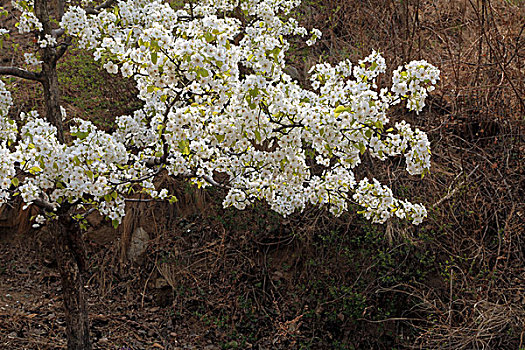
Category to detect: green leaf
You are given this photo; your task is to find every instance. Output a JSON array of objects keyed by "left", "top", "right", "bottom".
[
  {"left": 198, "top": 68, "right": 209, "bottom": 77},
  {"left": 150, "top": 40, "right": 159, "bottom": 50},
  {"left": 254, "top": 129, "right": 261, "bottom": 142},
  {"left": 74, "top": 131, "right": 89, "bottom": 140},
  {"left": 151, "top": 51, "right": 158, "bottom": 65},
  {"left": 204, "top": 32, "right": 214, "bottom": 43},
  {"left": 335, "top": 105, "right": 347, "bottom": 114},
  {"left": 29, "top": 166, "right": 41, "bottom": 174},
  {"left": 178, "top": 139, "right": 190, "bottom": 155},
  {"left": 11, "top": 178, "right": 19, "bottom": 187},
  {"left": 215, "top": 134, "right": 225, "bottom": 143},
  {"left": 125, "top": 29, "right": 133, "bottom": 46},
  {"left": 112, "top": 219, "right": 119, "bottom": 229},
  {"left": 358, "top": 142, "right": 366, "bottom": 154}
]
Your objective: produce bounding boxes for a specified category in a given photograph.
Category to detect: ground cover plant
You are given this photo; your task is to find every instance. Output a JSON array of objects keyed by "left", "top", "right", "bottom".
[{"left": 0, "top": 0, "right": 523, "bottom": 349}]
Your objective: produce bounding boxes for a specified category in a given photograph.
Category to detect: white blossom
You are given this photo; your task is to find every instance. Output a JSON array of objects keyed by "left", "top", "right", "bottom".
[
  {"left": 24, "top": 52, "right": 42, "bottom": 67},
  {"left": 0, "top": 0, "right": 439, "bottom": 227}
]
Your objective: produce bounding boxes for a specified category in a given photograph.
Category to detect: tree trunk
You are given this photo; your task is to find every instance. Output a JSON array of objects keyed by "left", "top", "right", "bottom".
[
  {"left": 34, "top": 0, "right": 65, "bottom": 142},
  {"left": 52, "top": 217, "right": 92, "bottom": 350},
  {"left": 34, "top": 1, "right": 90, "bottom": 346},
  {"left": 41, "top": 60, "right": 65, "bottom": 142}
]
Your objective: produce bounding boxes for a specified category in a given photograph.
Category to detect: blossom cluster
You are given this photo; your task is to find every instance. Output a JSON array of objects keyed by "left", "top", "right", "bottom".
[
  {"left": 12, "top": 0, "right": 42, "bottom": 34},
  {"left": 2, "top": 0, "right": 439, "bottom": 226},
  {"left": 392, "top": 60, "right": 440, "bottom": 113},
  {"left": 24, "top": 52, "right": 42, "bottom": 67},
  {"left": 0, "top": 81, "right": 16, "bottom": 202},
  {"left": 0, "top": 90, "right": 142, "bottom": 225},
  {"left": 37, "top": 34, "right": 57, "bottom": 48}
]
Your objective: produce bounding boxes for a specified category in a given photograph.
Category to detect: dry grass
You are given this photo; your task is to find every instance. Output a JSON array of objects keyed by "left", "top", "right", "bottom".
[{"left": 291, "top": 0, "right": 525, "bottom": 348}]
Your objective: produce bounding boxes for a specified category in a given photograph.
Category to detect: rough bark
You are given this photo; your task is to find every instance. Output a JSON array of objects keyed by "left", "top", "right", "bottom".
[
  {"left": 34, "top": 0, "right": 65, "bottom": 142},
  {"left": 41, "top": 60, "right": 65, "bottom": 142},
  {"left": 34, "top": 1, "right": 90, "bottom": 348},
  {"left": 0, "top": 66, "right": 42, "bottom": 81},
  {"left": 52, "top": 217, "right": 91, "bottom": 350}
]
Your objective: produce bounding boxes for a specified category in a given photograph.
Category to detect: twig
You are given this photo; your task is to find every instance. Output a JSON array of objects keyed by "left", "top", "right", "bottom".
[
  {"left": 432, "top": 165, "right": 480, "bottom": 208},
  {"left": 85, "top": 0, "right": 118, "bottom": 14}
]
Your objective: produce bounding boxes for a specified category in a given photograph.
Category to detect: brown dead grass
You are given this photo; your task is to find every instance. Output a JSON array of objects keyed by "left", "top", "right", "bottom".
[{"left": 292, "top": 0, "right": 525, "bottom": 348}]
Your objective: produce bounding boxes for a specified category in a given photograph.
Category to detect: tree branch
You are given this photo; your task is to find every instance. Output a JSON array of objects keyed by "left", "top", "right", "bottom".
[
  {"left": 56, "top": 36, "right": 73, "bottom": 61},
  {"left": 0, "top": 66, "right": 42, "bottom": 82},
  {"left": 202, "top": 175, "right": 230, "bottom": 189},
  {"left": 85, "top": 0, "right": 118, "bottom": 14},
  {"left": 51, "top": 28, "right": 66, "bottom": 39},
  {"left": 32, "top": 198, "right": 56, "bottom": 212}
]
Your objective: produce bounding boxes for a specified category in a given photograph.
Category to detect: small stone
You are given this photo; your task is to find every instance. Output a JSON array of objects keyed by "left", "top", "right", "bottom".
[{"left": 127, "top": 227, "right": 150, "bottom": 262}]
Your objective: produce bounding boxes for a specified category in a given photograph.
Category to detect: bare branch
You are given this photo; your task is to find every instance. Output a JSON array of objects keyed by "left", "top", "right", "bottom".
[
  {"left": 56, "top": 36, "right": 73, "bottom": 61},
  {"left": 202, "top": 174, "right": 230, "bottom": 189},
  {"left": 85, "top": 0, "right": 118, "bottom": 14},
  {"left": 51, "top": 28, "right": 66, "bottom": 39},
  {"left": 432, "top": 165, "right": 480, "bottom": 208},
  {"left": 32, "top": 198, "right": 56, "bottom": 212},
  {"left": 0, "top": 66, "right": 42, "bottom": 82}
]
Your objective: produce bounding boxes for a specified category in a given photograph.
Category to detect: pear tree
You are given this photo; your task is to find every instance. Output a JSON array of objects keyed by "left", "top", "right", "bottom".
[{"left": 0, "top": 0, "right": 438, "bottom": 348}]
